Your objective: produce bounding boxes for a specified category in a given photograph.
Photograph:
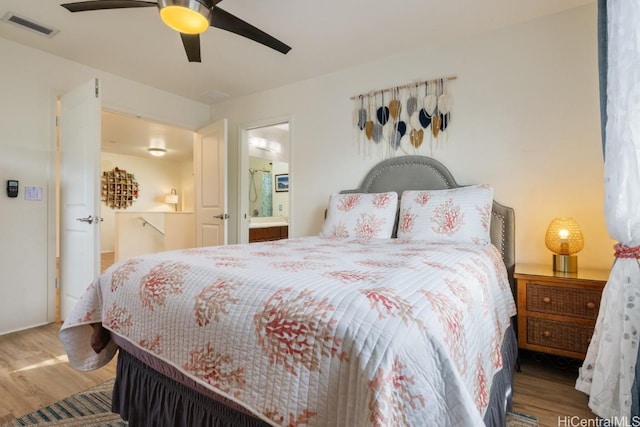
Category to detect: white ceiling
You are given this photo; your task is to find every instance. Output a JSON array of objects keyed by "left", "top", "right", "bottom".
[
  {"left": 101, "top": 110, "right": 194, "bottom": 161},
  {"left": 0, "top": 0, "right": 593, "bottom": 160}
]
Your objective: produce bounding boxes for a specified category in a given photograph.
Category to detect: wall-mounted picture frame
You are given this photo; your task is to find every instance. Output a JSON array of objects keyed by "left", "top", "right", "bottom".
[{"left": 275, "top": 174, "right": 289, "bottom": 192}]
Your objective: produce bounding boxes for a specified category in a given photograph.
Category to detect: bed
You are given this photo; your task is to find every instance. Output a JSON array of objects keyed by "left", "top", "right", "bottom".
[{"left": 60, "top": 155, "right": 517, "bottom": 427}]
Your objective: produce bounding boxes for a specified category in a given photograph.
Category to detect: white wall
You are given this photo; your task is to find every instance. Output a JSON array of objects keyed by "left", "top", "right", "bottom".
[
  {"left": 100, "top": 152, "right": 192, "bottom": 253},
  {"left": 0, "top": 37, "right": 209, "bottom": 334},
  {"left": 114, "top": 212, "right": 195, "bottom": 261},
  {"left": 212, "top": 4, "right": 613, "bottom": 270}
]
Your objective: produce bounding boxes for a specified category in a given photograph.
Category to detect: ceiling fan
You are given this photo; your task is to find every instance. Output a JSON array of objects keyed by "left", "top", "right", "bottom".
[{"left": 60, "top": 0, "right": 291, "bottom": 63}]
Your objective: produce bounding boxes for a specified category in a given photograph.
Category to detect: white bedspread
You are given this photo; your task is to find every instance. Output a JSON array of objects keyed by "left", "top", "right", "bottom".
[{"left": 60, "top": 236, "right": 516, "bottom": 427}]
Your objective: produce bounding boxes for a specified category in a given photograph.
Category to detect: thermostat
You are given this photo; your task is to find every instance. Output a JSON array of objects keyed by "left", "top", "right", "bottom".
[{"left": 7, "top": 180, "right": 18, "bottom": 198}]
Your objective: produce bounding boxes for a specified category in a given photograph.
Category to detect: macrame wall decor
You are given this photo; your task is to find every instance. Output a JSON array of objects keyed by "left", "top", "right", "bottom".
[{"left": 352, "top": 76, "right": 456, "bottom": 159}]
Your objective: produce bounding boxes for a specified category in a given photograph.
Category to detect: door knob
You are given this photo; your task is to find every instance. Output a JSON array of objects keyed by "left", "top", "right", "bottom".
[
  {"left": 213, "top": 213, "right": 230, "bottom": 220},
  {"left": 76, "top": 215, "right": 94, "bottom": 224}
]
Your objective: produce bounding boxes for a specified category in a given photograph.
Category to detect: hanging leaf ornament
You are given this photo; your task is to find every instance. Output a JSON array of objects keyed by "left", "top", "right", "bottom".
[
  {"left": 431, "top": 114, "right": 441, "bottom": 137},
  {"left": 376, "top": 106, "right": 389, "bottom": 124},
  {"left": 406, "top": 88, "right": 418, "bottom": 116},
  {"left": 431, "top": 80, "right": 442, "bottom": 138},
  {"left": 357, "top": 96, "right": 367, "bottom": 130},
  {"left": 376, "top": 92, "right": 389, "bottom": 125},
  {"left": 418, "top": 109, "right": 432, "bottom": 128},
  {"left": 389, "top": 88, "right": 401, "bottom": 120},
  {"left": 423, "top": 82, "right": 437, "bottom": 115},
  {"left": 440, "top": 112, "right": 451, "bottom": 131},
  {"left": 372, "top": 122, "right": 384, "bottom": 143},
  {"left": 390, "top": 131, "right": 401, "bottom": 150},
  {"left": 437, "top": 80, "right": 452, "bottom": 114},
  {"left": 409, "top": 111, "right": 421, "bottom": 129},
  {"left": 363, "top": 93, "right": 375, "bottom": 140},
  {"left": 389, "top": 99, "right": 401, "bottom": 120},
  {"left": 410, "top": 128, "right": 424, "bottom": 148},
  {"left": 365, "top": 121, "right": 374, "bottom": 140},
  {"left": 437, "top": 94, "right": 452, "bottom": 114}
]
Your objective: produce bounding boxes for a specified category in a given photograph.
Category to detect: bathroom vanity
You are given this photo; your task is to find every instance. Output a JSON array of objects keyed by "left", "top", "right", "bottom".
[{"left": 248, "top": 217, "right": 289, "bottom": 243}]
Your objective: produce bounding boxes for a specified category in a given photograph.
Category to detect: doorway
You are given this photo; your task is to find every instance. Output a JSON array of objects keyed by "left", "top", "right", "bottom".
[
  {"left": 55, "top": 108, "right": 196, "bottom": 320},
  {"left": 238, "top": 118, "right": 291, "bottom": 244}
]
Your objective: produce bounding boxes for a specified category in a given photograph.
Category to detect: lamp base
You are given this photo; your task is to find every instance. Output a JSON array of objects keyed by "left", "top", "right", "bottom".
[{"left": 553, "top": 254, "right": 578, "bottom": 273}]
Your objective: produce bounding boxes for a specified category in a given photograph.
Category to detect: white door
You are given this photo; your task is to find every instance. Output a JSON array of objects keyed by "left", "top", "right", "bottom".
[
  {"left": 59, "top": 79, "right": 102, "bottom": 320},
  {"left": 195, "top": 119, "right": 228, "bottom": 247}
]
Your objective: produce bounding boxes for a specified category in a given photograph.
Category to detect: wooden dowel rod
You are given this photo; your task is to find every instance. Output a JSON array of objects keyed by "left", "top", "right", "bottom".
[{"left": 350, "top": 76, "right": 457, "bottom": 100}]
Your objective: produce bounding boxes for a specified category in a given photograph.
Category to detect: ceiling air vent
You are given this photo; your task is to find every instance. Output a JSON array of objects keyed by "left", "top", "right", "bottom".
[
  {"left": 202, "top": 90, "right": 230, "bottom": 103},
  {"left": 1, "top": 12, "right": 59, "bottom": 38}
]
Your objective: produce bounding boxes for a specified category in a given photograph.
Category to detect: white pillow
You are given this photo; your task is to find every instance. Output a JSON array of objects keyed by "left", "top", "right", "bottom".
[
  {"left": 396, "top": 185, "right": 494, "bottom": 244},
  {"left": 320, "top": 192, "right": 398, "bottom": 239}
]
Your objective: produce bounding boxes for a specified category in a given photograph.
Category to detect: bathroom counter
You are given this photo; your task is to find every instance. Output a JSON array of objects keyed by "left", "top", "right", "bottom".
[{"left": 249, "top": 221, "right": 289, "bottom": 229}]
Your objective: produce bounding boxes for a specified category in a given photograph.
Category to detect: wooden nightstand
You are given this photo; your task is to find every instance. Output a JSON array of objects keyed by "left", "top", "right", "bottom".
[{"left": 515, "top": 264, "right": 609, "bottom": 360}]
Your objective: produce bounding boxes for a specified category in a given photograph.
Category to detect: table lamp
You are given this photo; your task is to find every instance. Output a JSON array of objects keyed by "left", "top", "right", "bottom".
[
  {"left": 165, "top": 188, "right": 179, "bottom": 212},
  {"left": 545, "top": 217, "right": 584, "bottom": 273}
]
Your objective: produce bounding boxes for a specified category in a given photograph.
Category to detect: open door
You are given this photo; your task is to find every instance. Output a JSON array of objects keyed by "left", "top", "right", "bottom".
[
  {"left": 194, "top": 119, "right": 228, "bottom": 247},
  {"left": 59, "top": 78, "right": 101, "bottom": 320}
]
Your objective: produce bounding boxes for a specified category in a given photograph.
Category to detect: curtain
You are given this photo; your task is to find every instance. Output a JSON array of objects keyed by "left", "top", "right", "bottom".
[
  {"left": 575, "top": 0, "right": 640, "bottom": 420},
  {"left": 597, "top": 0, "right": 607, "bottom": 156},
  {"left": 261, "top": 172, "right": 273, "bottom": 217}
]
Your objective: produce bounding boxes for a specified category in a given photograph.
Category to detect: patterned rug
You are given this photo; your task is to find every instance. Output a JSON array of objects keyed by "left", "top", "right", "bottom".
[
  {"left": 506, "top": 412, "right": 539, "bottom": 427},
  {"left": 1, "top": 380, "right": 126, "bottom": 427},
  {"left": 2, "top": 379, "right": 537, "bottom": 426}
]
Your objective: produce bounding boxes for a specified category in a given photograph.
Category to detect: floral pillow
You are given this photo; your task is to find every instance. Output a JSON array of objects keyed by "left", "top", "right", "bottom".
[
  {"left": 396, "top": 185, "right": 494, "bottom": 245},
  {"left": 320, "top": 192, "right": 398, "bottom": 239}
]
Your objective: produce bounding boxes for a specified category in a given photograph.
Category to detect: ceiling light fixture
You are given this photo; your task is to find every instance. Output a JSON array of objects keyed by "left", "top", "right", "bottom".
[
  {"left": 158, "top": 0, "right": 212, "bottom": 35},
  {"left": 147, "top": 147, "right": 167, "bottom": 157},
  {"left": 249, "top": 137, "right": 282, "bottom": 153}
]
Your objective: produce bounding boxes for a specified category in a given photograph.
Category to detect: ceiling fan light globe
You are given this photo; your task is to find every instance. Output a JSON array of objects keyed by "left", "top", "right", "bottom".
[{"left": 158, "top": 0, "right": 211, "bottom": 34}]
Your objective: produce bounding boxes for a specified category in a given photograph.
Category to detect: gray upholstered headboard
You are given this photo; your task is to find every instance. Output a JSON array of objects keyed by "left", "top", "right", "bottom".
[{"left": 340, "top": 155, "right": 516, "bottom": 293}]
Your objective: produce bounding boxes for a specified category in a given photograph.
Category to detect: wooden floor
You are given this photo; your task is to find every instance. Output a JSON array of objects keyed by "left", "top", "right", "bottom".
[
  {"left": 0, "top": 323, "right": 117, "bottom": 424},
  {"left": 0, "top": 323, "right": 597, "bottom": 426},
  {"left": 513, "top": 350, "right": 597, "bottom": 426}
]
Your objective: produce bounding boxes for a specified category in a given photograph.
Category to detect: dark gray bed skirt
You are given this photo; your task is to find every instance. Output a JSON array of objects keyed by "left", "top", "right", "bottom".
[
  {"left": 112, "top": 323, "right": 518, "bottom": 427},
  {"left": 112, "top": 349, "right": 271, "bottom": 427},
  {"left": 483, "top": 323, "right": 517, "bottom": 427}
]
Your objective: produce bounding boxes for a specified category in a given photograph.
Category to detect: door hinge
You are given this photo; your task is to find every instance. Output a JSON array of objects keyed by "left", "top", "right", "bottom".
[
  {"left": 95, "top": 79, "right": 99, "bottom": 98},
  {"left": 55, "top": 277, "right": 59, "bottom": 289}
]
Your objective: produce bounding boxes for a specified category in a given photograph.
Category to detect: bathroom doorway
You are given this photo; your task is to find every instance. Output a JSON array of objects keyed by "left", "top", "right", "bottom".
[{"left": 238, "top": 119, "right": 290, "bottom": 243}]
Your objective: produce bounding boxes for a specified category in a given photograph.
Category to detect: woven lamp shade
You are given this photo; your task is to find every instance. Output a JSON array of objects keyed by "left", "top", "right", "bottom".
[{"left": 545, "top": 217, "right": 584, "bottom": 255}]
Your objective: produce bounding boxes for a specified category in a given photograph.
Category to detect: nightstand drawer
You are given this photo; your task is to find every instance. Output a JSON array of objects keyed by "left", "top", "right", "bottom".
[
  {"left": 527, "top": 317, "right": 593, "bottom": 355},
  {"left": 526, "top": 282, "right": 601, "bottom": 319}
]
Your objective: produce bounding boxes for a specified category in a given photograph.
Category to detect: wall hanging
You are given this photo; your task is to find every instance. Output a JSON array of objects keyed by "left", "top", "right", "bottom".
[
  {"left": 351, "top": 76, "right": 456, "bottom": 159},
  {"left": 101, "top": 167, "right": 139, "bottom": 209}
]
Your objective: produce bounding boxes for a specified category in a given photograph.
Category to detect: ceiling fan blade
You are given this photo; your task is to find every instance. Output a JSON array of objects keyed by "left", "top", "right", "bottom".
[
  {"left": 180, "top": 33, "right": 201, "bottom": 63},
  {"left": 210, "top": 7, "right": 291, "bottom": 55},
  {"left": 61, "top": 0, "right": 157, "bottom": 13}
]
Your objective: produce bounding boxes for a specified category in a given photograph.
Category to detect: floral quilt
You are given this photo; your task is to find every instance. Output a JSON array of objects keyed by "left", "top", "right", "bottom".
[{"left": 59, "top": 236, "right": 516, "bottom": 427}]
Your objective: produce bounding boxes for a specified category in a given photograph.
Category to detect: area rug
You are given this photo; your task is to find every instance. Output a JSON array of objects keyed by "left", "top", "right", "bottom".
[
  {"left": 1, "top": 379, "right": 126, "bottom": 427},
  {"left": 3, "top": 379, "right": 537, "bottom": 426},
  {"left": 506, "top": 411, "right": 539, "bottom": 427}
]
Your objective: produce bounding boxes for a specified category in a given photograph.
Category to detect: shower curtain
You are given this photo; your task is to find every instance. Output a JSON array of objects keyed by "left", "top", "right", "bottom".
[{"left": 261, "top": 172, "right": 273, "bottom": 217}]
